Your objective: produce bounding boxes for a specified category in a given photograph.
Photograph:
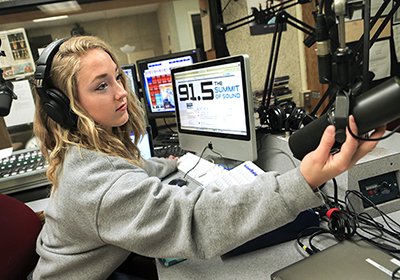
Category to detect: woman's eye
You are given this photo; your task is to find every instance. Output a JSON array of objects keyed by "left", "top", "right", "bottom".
[
  {"left": 96, "top": 82, "right": 108, "bottom": 91},
  {"left": 116, "top": 74, "right": 123, "bottom": 81}
]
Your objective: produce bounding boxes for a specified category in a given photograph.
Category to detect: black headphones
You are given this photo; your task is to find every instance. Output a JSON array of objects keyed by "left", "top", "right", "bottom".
[
  {"left": 34, "top": 38, "right": 78, "bottom": 129},
  {"left": 267, "top": 100, "right": 306, "bottom": 132}
]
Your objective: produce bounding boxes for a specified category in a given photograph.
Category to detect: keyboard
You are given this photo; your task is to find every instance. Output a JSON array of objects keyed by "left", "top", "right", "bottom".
[
  {"left": 154, "top": 144, "right": 187, "bottom": 158},
  {"left": 154, "top": 133, "right": 179, "bottom": 146},
  {"left": 0, "top": 148, "right": 49, "bottom": 194}
]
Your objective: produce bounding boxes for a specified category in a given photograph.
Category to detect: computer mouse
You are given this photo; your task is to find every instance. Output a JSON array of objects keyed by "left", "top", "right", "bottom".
[{"left": 168, "top": 178, "right": 188, "bottom": 187}]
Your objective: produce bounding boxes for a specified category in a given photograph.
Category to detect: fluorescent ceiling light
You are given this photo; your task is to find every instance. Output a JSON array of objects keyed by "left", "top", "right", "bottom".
[
  {"left": 33, "top": 15, "right": 69, "bottom": 22},
  {"left": 38, "top": 1, "right": 81, "bottom": 14}
]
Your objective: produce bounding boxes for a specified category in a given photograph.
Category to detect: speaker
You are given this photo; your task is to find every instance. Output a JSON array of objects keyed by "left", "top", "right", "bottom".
[
  {"left": 267, "top": 100, "right": 306, "bottom": 132},
  {"left": 34, "top": 38, "right": 77, "bottom": 129}
]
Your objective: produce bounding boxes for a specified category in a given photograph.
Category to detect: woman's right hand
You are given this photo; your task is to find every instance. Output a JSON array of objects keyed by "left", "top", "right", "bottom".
[{"left": 300, "top": 115, "right": 386, "bottom": 189}]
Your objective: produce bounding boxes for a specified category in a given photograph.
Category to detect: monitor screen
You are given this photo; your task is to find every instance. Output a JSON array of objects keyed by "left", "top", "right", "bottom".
[
  {"left": 4, "top": 79, "right": 35, "bottom": 129},
  {"left": 171, "top": 55, "right": 257, "bottom": 161},
  {"left": 137, "top": 49, "right": 203, "bottom": 119},
  {"left": 129, "top": 126, "right": 154, "bottom": 160},
  {"left": 0, "top": 118, "right": 13, "bottom": 159},
  {"left": 121, "top": 64, "right": 140, "bottom": 98}
]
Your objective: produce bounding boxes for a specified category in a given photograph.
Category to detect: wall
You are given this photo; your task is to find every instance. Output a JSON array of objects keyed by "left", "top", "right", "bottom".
[
  {"left": 158, "top": 2, "right": 179, "bottom": 54},
  {"left": 25, "top": 0, "right": 200, "bottom": 65},
  {"left": 221, "top": 0, "right": 304, "bottom": 106},
  {"left": 26, "top": 12, "right": 163, "bottom": 66},
  {"left": 172, "top": 0, "right": 199, "bottom": 51},
  {"left": 158, "top": 0, "right": 199, "bottom": 54}
]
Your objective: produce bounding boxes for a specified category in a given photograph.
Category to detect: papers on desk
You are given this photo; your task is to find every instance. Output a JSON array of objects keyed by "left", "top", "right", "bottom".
[
  {"left": 177, "top": 153, "right": 265, "bottom": 188},
  {"left": 177, "top": 153, "right": 227, "bottom": 186},
  {"left": 212, "top": 161, "right": 265, "bottom": 189}
]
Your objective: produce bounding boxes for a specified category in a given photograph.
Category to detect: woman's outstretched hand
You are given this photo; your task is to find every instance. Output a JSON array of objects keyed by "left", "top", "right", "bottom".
[{"left": 300, "top": 115, "right": 386, "bottom": 189}]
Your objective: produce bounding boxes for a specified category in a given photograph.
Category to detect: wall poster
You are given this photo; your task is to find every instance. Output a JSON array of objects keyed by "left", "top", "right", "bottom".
[{"left": 0, "top": 28, "right": 35, "bottom": 80}]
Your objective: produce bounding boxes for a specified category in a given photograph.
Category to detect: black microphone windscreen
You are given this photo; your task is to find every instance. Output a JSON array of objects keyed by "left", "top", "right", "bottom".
[
  {"left": 0, "top": 92, "right": 12, "bottom": 116},
  {"left": 289, "top": 114, "right": 331, "bottom": 160},
  {"left": 289, "top": 77, "right": 400, "bottom": 161}
]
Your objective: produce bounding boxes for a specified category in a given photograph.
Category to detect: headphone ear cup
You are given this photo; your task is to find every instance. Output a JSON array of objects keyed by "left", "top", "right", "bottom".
[
  {"left": 286, "top": 107, "right": 306, "bottom": 131},
  {"left": 267, "top": 105, "right": 286, "bottom": 132},
  {"left": 280, "top": 100, "right": 296, "bottom": 115},
  {"left": 42, "top": 88, "right": 77, "bottom": 129}
]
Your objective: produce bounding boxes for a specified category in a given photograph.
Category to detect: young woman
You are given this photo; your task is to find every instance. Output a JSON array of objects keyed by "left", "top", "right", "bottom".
[{"left": 32, "top": 36, "right": 385, "bottom": 279}]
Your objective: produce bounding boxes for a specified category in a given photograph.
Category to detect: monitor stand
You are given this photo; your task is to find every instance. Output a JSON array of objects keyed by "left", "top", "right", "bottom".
[{"left": 149, "top": 118, "right": 158, "bottom": 139}]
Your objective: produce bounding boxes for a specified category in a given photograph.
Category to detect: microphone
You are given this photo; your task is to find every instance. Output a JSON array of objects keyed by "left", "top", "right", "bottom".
[
  {"left": 315, "top": 13, "right": 332, "bottom": 84},
  {"left": 289, "top": 77, "right": 400, "bottom": 160},
  {"left": 0, "top": 38, "right": 17, "bottom": 117},
  {"left": 0, "top": 71, "right": 16, "bottom": 117}
]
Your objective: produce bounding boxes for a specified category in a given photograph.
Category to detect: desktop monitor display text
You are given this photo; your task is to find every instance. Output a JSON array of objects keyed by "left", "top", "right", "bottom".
[
  {"left": 137, "top": 49, "right": 202, "bottom": 119},
  {"left": 171, "top": 55, "right": 257, "bottom": 161}
]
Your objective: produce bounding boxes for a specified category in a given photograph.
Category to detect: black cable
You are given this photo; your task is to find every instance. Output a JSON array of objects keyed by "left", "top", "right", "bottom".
[
  {"left": 206, "top": 142, "right": 224, "bottom": 159},
  {"left": 221, "top": 0, "right": 234, "bottom": 14},
  {"left": 183, "top": 145, "right": 208, "bottom": 179},
  {"left": 297, "top": 182, "right": 400, "bottom": 256},
  {"left": 393, "top": 266, "right": 400, "bottom": 280},
  {"left": 332, "top": 177, "right": 338, "bottom": 207},
  {"left": 320, "top": 190, "right": 400, "bottom": 253},
  {"left": 163, "top": 118, "right": 177, "bottom": 134},
  {"left": 296, "top": 227, "right": 328, "bottom": 255},
  {"left": 345, "top": 190, "right": 400, "bottom": 234},
  {"left": 347, "top": 122, "right": 400, "bottom": 142},
  {"left": 343, "top": 191, "right": 400, "bottom": 252}
]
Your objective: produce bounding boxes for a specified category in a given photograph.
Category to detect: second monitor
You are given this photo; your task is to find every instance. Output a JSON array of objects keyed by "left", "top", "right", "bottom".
[
  {"left": 171, "top": 55, "right": 257, "bottom": 162},
  {"left": 137, "top": 49, "right": 203, "bottom": 119}
]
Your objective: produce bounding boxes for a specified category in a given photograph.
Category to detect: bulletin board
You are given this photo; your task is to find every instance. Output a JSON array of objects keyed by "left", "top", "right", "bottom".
[
  {"left": 0, "top": 28, "right": 35, "bottom": 80},
  {"left": 344, "top": 0, "right": 400, "bottom": 82}
]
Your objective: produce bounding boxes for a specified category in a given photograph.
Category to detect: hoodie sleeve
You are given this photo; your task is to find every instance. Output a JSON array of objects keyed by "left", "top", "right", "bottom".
[{"left": 142, "top": 157, "right": 178, "bottom": 178}]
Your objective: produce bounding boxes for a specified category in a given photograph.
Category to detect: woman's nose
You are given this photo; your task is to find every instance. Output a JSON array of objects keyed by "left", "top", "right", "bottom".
[{"left": 115, "top": 82, "right": 128, "bottom": 99}]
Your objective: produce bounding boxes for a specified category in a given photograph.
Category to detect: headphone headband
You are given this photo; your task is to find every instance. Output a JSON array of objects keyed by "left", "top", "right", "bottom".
[
  {"left": 34, "top": 38, "right": 77, "bottom": 129},
  {"left": 35, "top": 38, "right": 67, "bottom": 85}
]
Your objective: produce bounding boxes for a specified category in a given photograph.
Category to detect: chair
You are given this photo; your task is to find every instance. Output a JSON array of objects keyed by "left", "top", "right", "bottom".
[{"left": 0, "top": 194, "right": 42, "bottom": 280}]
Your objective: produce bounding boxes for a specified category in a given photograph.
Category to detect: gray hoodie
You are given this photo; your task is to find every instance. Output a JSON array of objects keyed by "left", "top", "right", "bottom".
[{"left": 33, "top": 145, "right": 323, "bottom": 279}]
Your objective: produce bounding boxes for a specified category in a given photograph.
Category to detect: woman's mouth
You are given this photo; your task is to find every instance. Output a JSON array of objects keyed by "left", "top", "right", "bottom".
[{"left": 116, "top": 103, "right": 127, "bottom": 111}]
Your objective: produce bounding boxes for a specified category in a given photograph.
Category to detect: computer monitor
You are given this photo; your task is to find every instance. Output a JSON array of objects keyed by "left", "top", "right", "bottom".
[
  {"left": 4, "top": 79, "right": 35, "bottom": 147},
  {"left": 171, "top": 54, "right": 257, "bottom": 162},
  {"left": 137, "top": 49, "right": 203, "bottom": 119},
  {"left": 130, "top": 126, "right": 154, "bottom": 160},
  {"left": 121, "top": 64, "right": 140, "bottom": 98},
  {"left": 0, "top": 118, "right": 13, "bottom": 159}
]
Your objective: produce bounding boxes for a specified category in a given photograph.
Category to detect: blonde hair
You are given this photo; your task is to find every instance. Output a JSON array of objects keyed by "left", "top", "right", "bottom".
[{"left": 33, "top": 36, "right": 146, "bottom": 191}]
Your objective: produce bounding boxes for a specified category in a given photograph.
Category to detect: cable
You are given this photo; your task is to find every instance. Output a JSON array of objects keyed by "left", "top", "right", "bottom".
[
  {"left": 183, "top": 145, "right": 208, "bottom": 179},
  {"left": 163, "top": 118, "right": 177, "bottom": 134},
  {"left": 296, "top": 226, "right": 333, "bottom": 255},
  {"left": 347, "top": 122, "right": 400, "bottom": 142},
  {"left": 297, "top": 178, "right": 400, "bottom": 257},
  {"left": 256, "top": 147, "right": 298, "bottom": 168},
  {"left": 392, "top": 266, "right": 400, "bottom": 280},
  {"left": 321, "top": 189, "right": 400, "bottom": 252},
  {"left": 221, "top": 0, "right": 234, "bottom": 14},
  {"left": 343, "top": 190, "right": 400, "bottom": 253}
]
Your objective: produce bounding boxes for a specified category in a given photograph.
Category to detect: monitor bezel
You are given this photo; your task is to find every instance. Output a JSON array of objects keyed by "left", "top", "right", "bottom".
[
  {"left": 121, "top": 64, "right": 140, "bottom": 99},
  {"left": 171, "top": 54, "right": 257, "bottom": 161},
  {"left": 172, "top": 55, "right": 253, "bottom": 141},
  {"left": 137, "top": 49, "right": 203, "bottom": 119}
]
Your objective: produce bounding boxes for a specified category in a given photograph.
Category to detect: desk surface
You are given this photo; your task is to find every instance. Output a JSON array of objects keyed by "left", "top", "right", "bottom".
[
  {"left": 156, "top": 205, "right": 400, "bottom": 279},
  {"left": 156, "top": 132, "right": 400, "bottom": 279}
]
